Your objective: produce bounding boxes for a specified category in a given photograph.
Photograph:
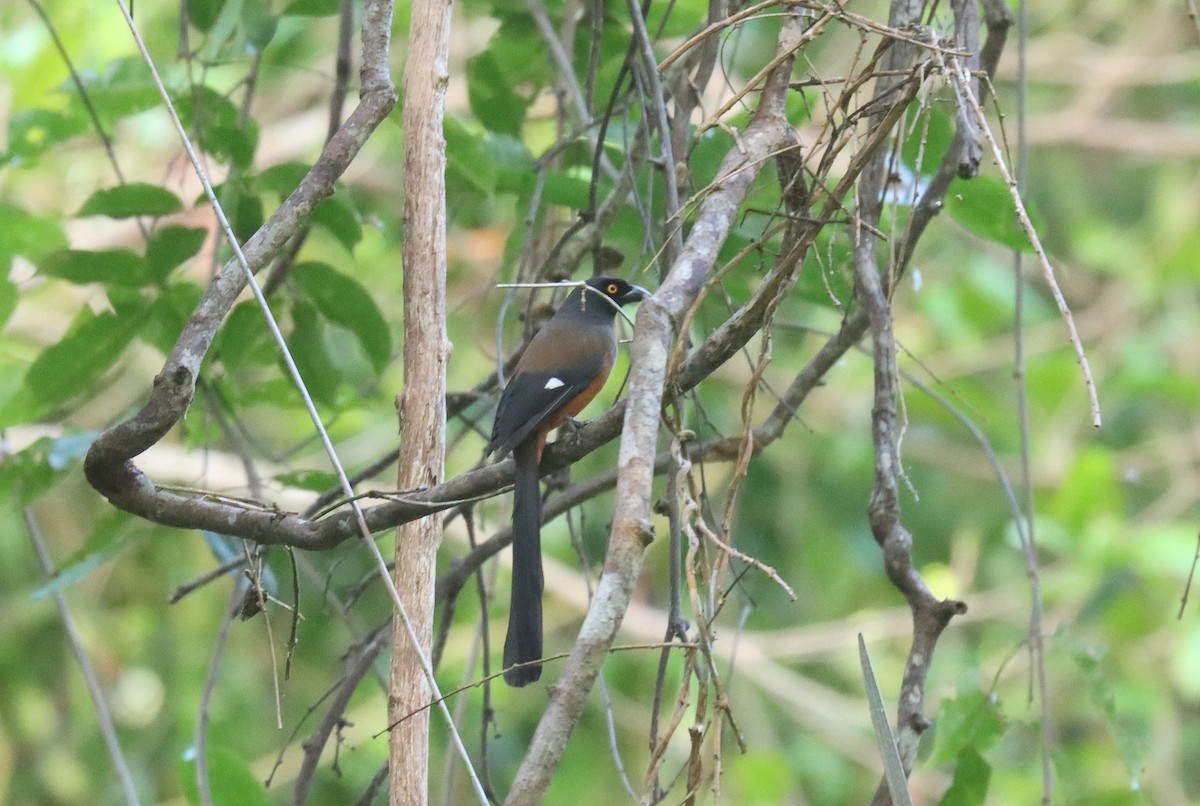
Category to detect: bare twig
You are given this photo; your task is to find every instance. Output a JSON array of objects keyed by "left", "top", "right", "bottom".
[
  {"left": 21, "top": 507, "right": 142, "bottom": 806},
  {"left": 945, "top": 56, "right": 1101, "bottom": 428}
]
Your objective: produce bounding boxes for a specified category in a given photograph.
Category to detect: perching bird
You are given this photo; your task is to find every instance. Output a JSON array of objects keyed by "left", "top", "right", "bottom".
[{"left": 487, "top": 276, "right": 650, "bottom": 686}]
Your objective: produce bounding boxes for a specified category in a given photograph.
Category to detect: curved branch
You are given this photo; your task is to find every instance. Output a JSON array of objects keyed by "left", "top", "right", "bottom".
[{"left": 83, "top": 0, "right": 399, "bottom": 517}]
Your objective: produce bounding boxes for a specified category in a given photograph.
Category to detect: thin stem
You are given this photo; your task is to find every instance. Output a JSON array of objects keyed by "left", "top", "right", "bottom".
[{"left": 22, "top": 507, "right": 142, "bottom": 806}]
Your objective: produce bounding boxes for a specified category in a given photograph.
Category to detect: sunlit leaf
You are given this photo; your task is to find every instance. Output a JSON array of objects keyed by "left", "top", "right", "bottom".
[
  {"left": 0, "top": 278, "right": 14, "bottom": 330},
  {"left": 3, "top": 108, "right": 88, "bottom": 164}
]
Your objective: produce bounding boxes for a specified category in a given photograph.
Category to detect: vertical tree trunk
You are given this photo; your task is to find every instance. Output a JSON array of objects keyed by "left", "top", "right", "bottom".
[{"left": 390, "top": 0, "right": 452, "bottom": 801}]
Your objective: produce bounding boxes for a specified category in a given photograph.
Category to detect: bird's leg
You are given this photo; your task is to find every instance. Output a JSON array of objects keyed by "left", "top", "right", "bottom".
[{"left": 558, "top": 416, "right": 592, "bottom": 438}]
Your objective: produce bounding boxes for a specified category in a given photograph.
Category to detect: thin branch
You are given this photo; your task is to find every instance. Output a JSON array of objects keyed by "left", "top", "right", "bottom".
[
  {"left": 945, "top": 55, "right": 1101, "bottom": 428},
  {"left": 292, "top": 627, "right": 389, "bottom": 805},
  {"left": 195, "top": 580, "right": 247, "bottom": 806},
  {"left": 21, "top": 507, "right": 142, "bottom": 806},
  {"left": 1008, "top": 1, "right": 1053, "bottom": 799},
  {"left": 627, "top": 0, "right": 684, "bottom": 267}
]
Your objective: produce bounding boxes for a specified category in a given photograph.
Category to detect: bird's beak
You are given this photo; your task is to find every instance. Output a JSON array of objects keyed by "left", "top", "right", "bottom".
[{"left": 626, "top": 285, "right": 652, "bottom": 304}]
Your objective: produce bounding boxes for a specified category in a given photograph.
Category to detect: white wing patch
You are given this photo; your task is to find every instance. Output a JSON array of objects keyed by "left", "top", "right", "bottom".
[{"left": 544, "top": 377, "right": 565, "bottom": 390}]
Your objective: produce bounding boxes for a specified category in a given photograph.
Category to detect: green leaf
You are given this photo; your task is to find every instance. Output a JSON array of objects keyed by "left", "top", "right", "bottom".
[
  {"left": 78, "top": 183, "right": 183, "bottom": 219},
  {"left": 256, "top": 161, "right": 311, "bottom": 196},
  {"left": 446, "top": 116, "right": 498, "bottom": 199},
  {"left": 936, "top": 747, "right": 991, "bottom": 806},
  {"left": 143, "top": 282, "right": 205, "bottom": 354},
  {"left": 484, "top": 131, "right": 535, "bottom": 195},
  {"left": 1050, "top": 447, "right": 1122, "bottom": 530},
  {"left": 541, "top": 168, "right": 591, "bottom": 208},
  {"left": 292, "top": 262, "right": 391, "bottom": 371},
  {"left": 0, "top": 203, "right": 68, "bottom": 262},
  {"left": 241, "top": 0, "right": 279, "bottom": 51},
  {"left": 178, "top": 745, "right": 272, "bottom": 806},
  {"left": 283, "top": 0, "right": 339, "bottom": 15},
  {"left": 3, "top": 108, "right": 88, "bottom": 164},
  {"left": 287, "top": 298, "right": 340, "bottom": 405},
  {"left": 39, "top": 249, "right": 147, "bottom": 288},
  {"left": 946, "top": 175, "right": 1039, "bottom": 253},
  {"left": 901, "top": 105, "right": 954, "bottom": 177},
  {"left": 187, "top": 0, "right": 227, "bottom": 31},
  {"left": 175, "top": 87, "right": 259, "bottom": 169},
  {"left": 207, "top": 180, "right": 264, "bottom": 244},
  {"left": 859, "top": 635, "right": 914, "bottom": 806},
  {"left": 217, "top": 300, "right": 274, "bottom": 370},
  {"left": 24, "top": 305, "right": 148, "bottom": 407},
  {"left": 928, "top": 688, "right": 1005, "bottom": 766},
  {"left": 274, "top": 468, "right": 340, "bottom": 492},
  {"left": 146, "top": 226, "right": 209, "bottom": 282},
  {"left": 31, "top": 510, "right": 135, "bottom": 599},
  {"left": 1057, "top": 627, "right": 1146, "bottom": 775},
  {"left": 310, "top": 196, "right": 362, "bottom": 252},
  {"left": 75, "top": 57, "right": 161, "bottom": 126},
  {"left": 466, "top": 19, "right": 546, "bottom": 137},
  {"left": 0, "top": 431, "right": 99, "bottom": 505}
]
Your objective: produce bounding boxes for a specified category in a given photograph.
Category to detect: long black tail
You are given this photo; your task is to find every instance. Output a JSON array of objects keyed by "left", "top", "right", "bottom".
[{"left": 503, "top": 439, "right": 544, "bottom": 686}]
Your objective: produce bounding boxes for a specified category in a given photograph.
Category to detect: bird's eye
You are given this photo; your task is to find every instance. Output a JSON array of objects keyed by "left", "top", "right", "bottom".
[{"left": 607, "top": 283, "right": 619, "bottom": 295}]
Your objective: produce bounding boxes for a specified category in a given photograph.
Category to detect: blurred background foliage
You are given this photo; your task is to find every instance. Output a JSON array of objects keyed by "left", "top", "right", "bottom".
[{"left": 0, "top": 0, "right": 1198, "bottom": 803}]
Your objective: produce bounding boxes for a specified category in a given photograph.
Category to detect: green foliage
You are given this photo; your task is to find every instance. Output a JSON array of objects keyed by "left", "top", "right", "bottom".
[
  {"left": 78, "top": 183, "right": 184, "bottom": 218},
  {"left": 946, "top": 175, "right": 1038, "bottom": 253},
  {"left": 20, "top": 305, "right": 147, "bottom": 413},
  {"left": 292, "top": 261, "right": 391, "bottom": 372},
  {"left": 178, "top": 745, "right": 273, "bottom": 806},
  {"left": 0, "top": 0, "right": 1194, "bottom": 804}
]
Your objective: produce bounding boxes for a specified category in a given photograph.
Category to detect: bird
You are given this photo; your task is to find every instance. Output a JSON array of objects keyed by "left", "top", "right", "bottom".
[{"left": 487, "top": 276, "right": 650, "bottom": 686}]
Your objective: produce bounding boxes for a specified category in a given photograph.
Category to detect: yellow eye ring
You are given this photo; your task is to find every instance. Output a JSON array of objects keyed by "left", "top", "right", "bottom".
[{"left": 607, "top": 283, "right": 619, "bottom": 295}]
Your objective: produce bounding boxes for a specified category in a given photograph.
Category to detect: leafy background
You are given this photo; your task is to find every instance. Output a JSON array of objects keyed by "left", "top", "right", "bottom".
[{"left": 1, "top": 0, "right": 1198, "bottom": 803}]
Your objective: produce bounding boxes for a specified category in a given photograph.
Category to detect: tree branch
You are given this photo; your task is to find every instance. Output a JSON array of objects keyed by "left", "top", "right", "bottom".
[{"left": 83, "top": 0, "right": 399, "bottom": 519}]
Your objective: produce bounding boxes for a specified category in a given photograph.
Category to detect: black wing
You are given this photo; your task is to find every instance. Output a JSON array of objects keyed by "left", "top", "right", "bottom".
[{"left": 487, "top": 368, "right": 594, "bottom": 458}]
